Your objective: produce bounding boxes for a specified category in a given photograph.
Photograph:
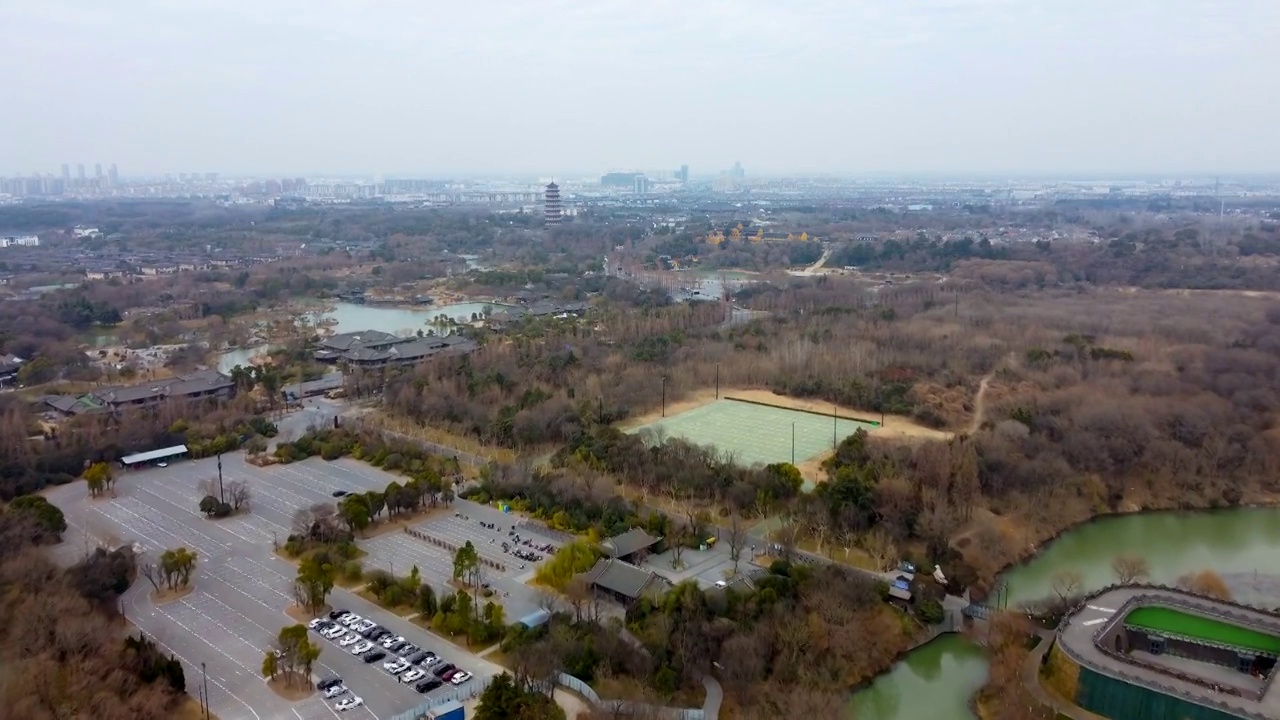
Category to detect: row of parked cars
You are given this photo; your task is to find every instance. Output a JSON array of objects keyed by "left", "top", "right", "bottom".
[{"left": 308, "top": 609, "right": 472, "bottom": 708}]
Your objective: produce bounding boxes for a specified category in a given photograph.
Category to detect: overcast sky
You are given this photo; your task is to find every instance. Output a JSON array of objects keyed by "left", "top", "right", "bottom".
[{"left": 1, "top": 0, "right": 1276, "bottom": 178}]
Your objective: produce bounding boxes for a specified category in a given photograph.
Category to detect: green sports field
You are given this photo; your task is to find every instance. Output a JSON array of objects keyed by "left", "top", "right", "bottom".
[
  {"left": 627, "top": 398, "right": 877, "bottom": 467},
  {"left": 1124, "top": 606, "right": 1280, "bottom": 654}
]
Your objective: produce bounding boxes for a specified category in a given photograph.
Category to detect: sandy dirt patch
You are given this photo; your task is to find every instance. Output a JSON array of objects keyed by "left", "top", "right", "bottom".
[
  {"left": 619, "top": 386, "right": 952, "bottom": 442},
  {"left": 266, "top": 672, "right": 315, "bottom": 701},
  {"left": 150, "top": 585, "right": 195, "bottom": 604},
  {"left": 284, "top": 602, "right": 330, "bottom": 625}
]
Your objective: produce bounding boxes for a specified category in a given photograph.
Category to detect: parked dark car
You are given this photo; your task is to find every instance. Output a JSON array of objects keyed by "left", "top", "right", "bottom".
[
  {"left": 432, "top": 663, "right": 455, "bottom": 677},
  {"left": 386, "top": 640, "right": 406, "bottom": 653},
  {"left": 415, "top": 678, "right": 443, "bottom": 693},
  {"left": 397, "top": 643, "right": 420, "bottom": 657},
  {"left": 328, "top": 609, "right": 349, "bottom": 620},
  {"left": 316, "top": 676, "right": 342, "bottom": 690},
  {"left": 362, "top": 650, "right": 386, "bottom": 663},
  {"left": 332, "top": 490, "right": 349, "bottom": 497},
  {"left": 408, "top": 650, "right": 431, "bottom": 665}
]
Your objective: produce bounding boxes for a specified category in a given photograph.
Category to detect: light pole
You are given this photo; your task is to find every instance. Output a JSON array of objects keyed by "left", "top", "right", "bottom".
[
  {"left": 201, "top": 662, "right": 210, "bottom": 720},
  {"left": 715, "top": 363, "right": 720, "bottom": 399},
  {"left": 791, "top": 423, "right": 795, "bottom": 465},
  {"left": 661, "top": 376, "right": 667, "bottom": 418},
  {"left": 216, "top": 453, "right": 225, "bottom": 504}
]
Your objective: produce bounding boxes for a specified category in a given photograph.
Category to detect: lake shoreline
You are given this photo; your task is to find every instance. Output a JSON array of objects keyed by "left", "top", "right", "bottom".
[{"left": 991, "top": 497, "right": 1280, "bottom": 606}]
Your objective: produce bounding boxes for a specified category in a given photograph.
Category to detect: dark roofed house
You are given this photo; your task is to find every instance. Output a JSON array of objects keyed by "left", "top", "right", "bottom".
[
  {"left": 44, "top": 370, "right": 234, "bottom": 416},
  {"left": 341, "top": 335, "right": 477, "bottom": 369},
  {"left": 600, "top": 527, "right": 663, "bottom": 562},
  {"left": 579, "top": 558, "right": 672, "bottom": 605},
  {"left": 0, "top": 354, "right": 25, "bottom": 385},
  {"left": 318, "top": 330, "right": 402, "bottom": 352}
]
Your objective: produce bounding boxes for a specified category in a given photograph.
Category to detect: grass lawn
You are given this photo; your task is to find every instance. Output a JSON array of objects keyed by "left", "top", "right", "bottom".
[{"left": 1125, "top": 606, "right": 1280, "bottom": 654}]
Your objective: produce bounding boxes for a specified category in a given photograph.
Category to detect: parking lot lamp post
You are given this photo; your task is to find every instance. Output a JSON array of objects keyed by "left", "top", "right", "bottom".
[
  {"left": 201, "top": 662, "right": 209, "bottom": 720},
  {"left": 217, "top": 453, "right": 225, "bottom": 504},
  {"left": 791, "top": 423, "right": 795, "bottom": 465}
]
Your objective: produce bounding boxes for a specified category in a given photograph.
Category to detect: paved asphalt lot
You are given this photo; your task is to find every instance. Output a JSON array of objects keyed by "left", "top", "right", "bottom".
[
  {"left": 361, "top": 499, "right": 562, "bottom": 623},
  {"left": 47, "top": 455, "right": 500, "bottom": 720}
]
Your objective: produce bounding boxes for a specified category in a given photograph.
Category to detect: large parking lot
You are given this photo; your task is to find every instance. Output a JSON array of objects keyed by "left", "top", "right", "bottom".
[
  {"left": 47, "top": 455, "right": 501, "bottom": 720},
  {"left": 360, "top": 499, "right": 562, "bottom": 623}
]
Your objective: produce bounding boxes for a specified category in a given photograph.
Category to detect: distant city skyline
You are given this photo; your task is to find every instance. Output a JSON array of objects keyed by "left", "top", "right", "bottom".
[{"left": 4, "top": 1, "right": 1279, "bottom": 177}]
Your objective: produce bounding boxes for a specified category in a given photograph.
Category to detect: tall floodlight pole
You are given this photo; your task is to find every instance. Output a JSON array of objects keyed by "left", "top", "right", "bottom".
[
  {"left": 217, "top": 453, "right": 225, "bottom": 503},
  {"left": 791, "top": 423, "right": 795, "bottom": 465},
  {"left": 202, "top": 662, "right": 210, "bottom": 720},
  {"left": 661, "top": 376, "right": 667, "bottom": 418}
]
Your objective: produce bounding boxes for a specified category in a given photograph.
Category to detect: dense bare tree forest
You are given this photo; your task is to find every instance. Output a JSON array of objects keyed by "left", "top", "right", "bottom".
[
  {"left": 0, "top": 511, "right": 187, "bottom": 719},
  {"left": 502, "top": 561, "right": 912, "bottom": 715},
  {"left": 0, "top": 394, "right": 274, "bottom": 499},
  {"left": 377, "top": 274, "right": 1280, "bottom": 596}
]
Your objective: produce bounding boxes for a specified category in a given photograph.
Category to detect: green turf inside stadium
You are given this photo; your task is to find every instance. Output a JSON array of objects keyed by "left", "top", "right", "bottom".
[
  {"left": 1124, "top": 606, "right": 1280, "bottom": 654},
  {"left": 627, "top": 398, "right": 877, "bottom": 467}
]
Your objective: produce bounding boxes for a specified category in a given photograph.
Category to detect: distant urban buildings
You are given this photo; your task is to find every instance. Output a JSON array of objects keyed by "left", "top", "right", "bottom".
[
  {"left": 0, "top": 234, "right": 39, "bottom": 248},
  {"left": 544, "top": 182, "right": 563, "bottom": 224},
  {"left": 676, "top": 165, "right": 689, "bottom": 183}
]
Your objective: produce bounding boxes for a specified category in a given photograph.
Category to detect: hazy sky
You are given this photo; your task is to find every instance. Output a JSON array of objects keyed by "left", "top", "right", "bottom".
[{"left": 2, "top": 0, "right": 1277, "bottom": 177}]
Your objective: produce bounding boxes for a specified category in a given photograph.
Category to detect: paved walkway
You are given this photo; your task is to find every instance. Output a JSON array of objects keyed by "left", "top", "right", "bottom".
[
  {"left": 702, "top": 675, "right": 723, "bottom": 719},
  {"left": 1024, "top": 630, "right": 1104, "bottom": 720},
  {"left": 554, "top": 688, "right": 592, "bottom": 719}
]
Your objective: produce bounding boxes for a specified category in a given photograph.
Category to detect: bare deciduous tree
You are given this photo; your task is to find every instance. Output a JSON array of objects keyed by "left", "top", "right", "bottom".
[
  {"left": 727, "top": 512, "right": 749, "bottom": 575},
  {"left": 1111, "top": 552, "right": 1150, "bottom": 584},
  {"left": 227, "top": 480, "right": 251, "bottom": 512},
  {"left": 1050, "top": 569, "right": 1084, "bottom": 604}
]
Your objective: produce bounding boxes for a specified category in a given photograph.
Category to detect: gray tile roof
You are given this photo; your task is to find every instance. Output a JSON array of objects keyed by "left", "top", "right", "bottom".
[
  {"left": 319, "top": 330, "right": 402, "bottom": 352},
  {"left": 580, "top": 558, "right": 671, "bottom": 599},
  {"left": 600, "top": 528, "right": 662, "bottom": 559}
]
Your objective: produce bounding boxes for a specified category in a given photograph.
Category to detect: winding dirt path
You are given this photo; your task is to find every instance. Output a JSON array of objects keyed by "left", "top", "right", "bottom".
[{"left": 967, "top": 352, "right": 1016, "bottom": 435}]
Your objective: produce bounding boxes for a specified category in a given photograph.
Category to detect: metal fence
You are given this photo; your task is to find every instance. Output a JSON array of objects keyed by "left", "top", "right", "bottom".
[
  {"left": 386, "top": 674, "right": 493, "bottom": 720},
  {"left": 557, "top": 673, "right": 706, "bottom": 720}
]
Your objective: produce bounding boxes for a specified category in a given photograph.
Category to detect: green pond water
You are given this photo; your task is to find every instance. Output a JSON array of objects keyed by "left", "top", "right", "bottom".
[
  {"left": 1001, "top": 506, "right": 1280, "bottom": 607},
  {"left": 848, "top": 505, "right": 1280, "bottom": 718},
  {"left": 217, "top": 301, "right": 512, "bottom": 371},
  {"left": 847, "top": 635, "right": 988, "bottom": 719}
]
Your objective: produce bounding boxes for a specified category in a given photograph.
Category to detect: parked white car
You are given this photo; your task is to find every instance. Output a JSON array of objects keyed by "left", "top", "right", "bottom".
[
  {"left": 324, "top": 684, "right": 349, "bottom": 699},
  {"left": 340, "top": 614, "right": 363, "bottom": 627},
  {"left": 350, "top": 641, "right": 374, "bottom": 655},
  {"left": 338, "top": 633, "right": 361, "bottom": 647},
  {"left": 335, "top": 696, "right": 363, "bottom": 711},
  {"left": 383, "top": 658, "right": 410, "bottom": 674},
  {"left": 400, "top": 669, "right": 426, "bottom": 684},
  {"left": 450, "top": 671, "right": 472, "bottom": 685},
  {"left": 323, "top": 625, "right": 346, "bottom": 639}
]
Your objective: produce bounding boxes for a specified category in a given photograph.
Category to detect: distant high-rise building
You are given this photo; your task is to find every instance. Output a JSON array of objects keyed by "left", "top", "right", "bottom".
[
  {"left": 108, "top": 163, "right": 118, "bottom": 186},
  {"left": 601, "top": 172, "right": 644, "bottom": 189},
  {"left": 633, "top": 175, "right": 649, "bottom": 194},
  {"left": 94, "top": 163, "right": 103, "bottom": 179},
  {"left": 731, "top": 161, "right": 744, "bottom": 179},
  {"left": 76, "top": 163, "right": 86, "bottom": 181},
  {"left": 61, "top": 163, "right": 70, "bottom": 181},
  {"left": 677, "top": 165, "right": 689, "bottom": 183},
  {"left": 544, "top": 182, "right": 563, "bottom": 225}
]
